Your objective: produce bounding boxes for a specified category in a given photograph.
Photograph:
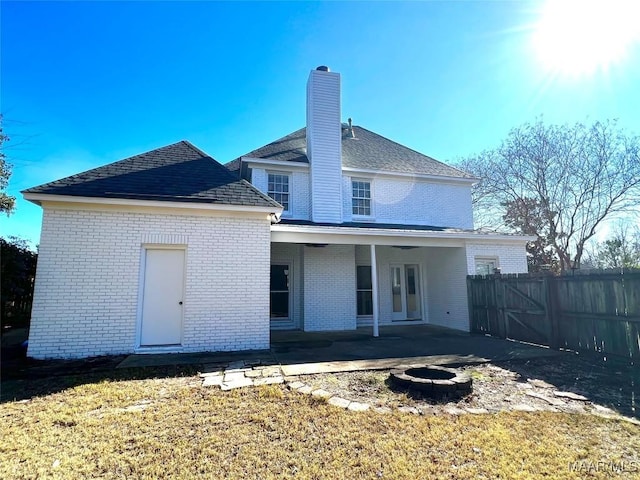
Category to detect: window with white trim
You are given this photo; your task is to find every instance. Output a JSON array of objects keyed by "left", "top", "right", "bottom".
[
  {"left": 475, "top": 257, "right": 499, "bottom": 275},
  {"left": 352, "top": 179, "right": 371, "bottom": 216},
  {"left": 356, "top": 265, "right": 373, "bottom": 316},
  {"left": 267, "top": 173, "right": 290, "bottom": 212}
]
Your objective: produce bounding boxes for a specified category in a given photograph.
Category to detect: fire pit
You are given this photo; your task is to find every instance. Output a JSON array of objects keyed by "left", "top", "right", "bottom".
[{"left": 389, "top": 365, "right": 472, "bottom": 398}]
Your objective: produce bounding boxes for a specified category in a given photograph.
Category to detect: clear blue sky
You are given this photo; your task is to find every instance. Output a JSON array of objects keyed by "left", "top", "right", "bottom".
[{"left": 2, "top": 1, "right": 639, "bottom": 247}]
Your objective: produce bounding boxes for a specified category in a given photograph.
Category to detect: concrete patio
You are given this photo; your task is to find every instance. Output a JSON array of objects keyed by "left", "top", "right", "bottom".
[{"left": 118, "top": 325, "right": 562, "bottom": 374}]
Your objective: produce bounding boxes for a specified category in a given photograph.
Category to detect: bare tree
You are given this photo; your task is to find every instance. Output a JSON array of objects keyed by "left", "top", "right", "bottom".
[
  {"left": 0, "top": 114, "right": 16, "bottom": 215},
  {"left": 458, "top": 119, "right": 640, "bottom": 272},
  {"left": 584, "top": 223, "right": 640, "bottom": 269}
]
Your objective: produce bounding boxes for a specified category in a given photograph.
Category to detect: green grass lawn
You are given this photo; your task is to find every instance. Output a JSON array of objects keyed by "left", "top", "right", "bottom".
[{"left": 1, "top": 372, "right": 639, "bottom": 479}]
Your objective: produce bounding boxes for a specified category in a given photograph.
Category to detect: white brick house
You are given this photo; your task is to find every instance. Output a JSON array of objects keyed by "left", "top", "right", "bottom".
[{"left": 23, "top": 66, "right": 529, "bottom": 359}]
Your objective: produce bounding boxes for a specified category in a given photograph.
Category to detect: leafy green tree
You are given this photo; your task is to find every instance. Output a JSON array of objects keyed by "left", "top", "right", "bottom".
[
  {"left": 502, "top": 197, "right": 559, "bottom": 272},
  {"left": 0, "top": 114, "right": 16, "bottom": 214},
  {"left": 459, "top": 119, "right": 640, "bottom": 273},
  {"left": 1, "top": 237, "right": 37, "bottom": 328}
]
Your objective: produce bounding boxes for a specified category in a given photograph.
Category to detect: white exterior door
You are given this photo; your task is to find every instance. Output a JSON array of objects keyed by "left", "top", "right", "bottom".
[
  {"left": 391, "top": 264, "right": 422, "bottom": 321},
  {"left": 140, "top": 249, "right": 185, "bottom": 346}
]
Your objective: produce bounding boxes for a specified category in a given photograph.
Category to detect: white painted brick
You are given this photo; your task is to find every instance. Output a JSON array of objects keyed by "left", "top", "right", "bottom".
[
  {"left": 342, "top": 176, "right": 474, "bottom": 229},
  {"left": 303, "top": 245, "right": 356, "bottom": 331},
  {"left": 28, "top": 208, "right": 272, "bottom": 359},
  {"left": 465, "top": 243, "right": 528, "bottom": 275}
]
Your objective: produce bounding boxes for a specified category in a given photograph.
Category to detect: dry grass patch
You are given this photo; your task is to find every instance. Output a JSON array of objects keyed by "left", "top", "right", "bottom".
[{"left": 1, "top": 374, "right": 639, "bottom": 479}]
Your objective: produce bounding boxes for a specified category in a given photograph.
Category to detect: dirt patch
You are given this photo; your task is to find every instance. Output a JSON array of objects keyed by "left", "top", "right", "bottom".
[{"left": 297, "top": 354, "right": 639, "bottom": 419}]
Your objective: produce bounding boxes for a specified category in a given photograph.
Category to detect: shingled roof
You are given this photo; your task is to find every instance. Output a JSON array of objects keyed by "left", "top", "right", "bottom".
[
  {"left": 24, "top": 141, "right": 281, "bottom": 209},
  {"left": 227, "top": 125, "right": 474, "bottom": 179}
]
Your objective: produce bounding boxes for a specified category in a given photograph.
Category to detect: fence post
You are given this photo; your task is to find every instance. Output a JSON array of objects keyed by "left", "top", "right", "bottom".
[
  {"left": 545, "top": 275, "right": 560, "bottom": 349},
  {"left": 494, "top": 274, "right": 506, "bottom": 339}
]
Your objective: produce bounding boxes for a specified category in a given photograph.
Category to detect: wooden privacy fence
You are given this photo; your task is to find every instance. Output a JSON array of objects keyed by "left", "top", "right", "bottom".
[{"left": 467, "top": 269, "right": 640, "bottom": 360}]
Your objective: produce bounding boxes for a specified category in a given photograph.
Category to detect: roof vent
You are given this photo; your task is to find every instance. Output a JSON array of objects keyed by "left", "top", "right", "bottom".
[{"left": 316, "top": 65, "right": 330, "bottom": 72}]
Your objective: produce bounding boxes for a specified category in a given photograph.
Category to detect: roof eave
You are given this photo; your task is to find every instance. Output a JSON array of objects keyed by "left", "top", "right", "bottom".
[
  {"left": 270, "top": 223, "right": 534, "bottom": 244},
  {"left": 341, "top": 166, "right": 478, "bottom": 184},
  {"left": 241, "top": 157, "right": 309, "bottom": 169},
  {"left": 23, "top": 192, "right": 283, "bottom": 214}
]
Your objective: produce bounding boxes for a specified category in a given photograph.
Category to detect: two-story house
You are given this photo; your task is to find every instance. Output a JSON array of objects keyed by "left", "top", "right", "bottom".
[{"left": 23, "top": 66, "right": 529, "bottom": 359}]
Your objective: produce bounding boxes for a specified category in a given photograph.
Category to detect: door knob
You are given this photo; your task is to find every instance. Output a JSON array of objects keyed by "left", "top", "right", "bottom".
[{"left": 178, "top": 301, "right": 183, "bottom": 305}]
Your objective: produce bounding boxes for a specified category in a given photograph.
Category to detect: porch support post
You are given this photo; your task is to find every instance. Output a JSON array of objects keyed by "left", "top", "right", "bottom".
[{"left": 370, "top": 244, "right": 379, "bottom": 337}]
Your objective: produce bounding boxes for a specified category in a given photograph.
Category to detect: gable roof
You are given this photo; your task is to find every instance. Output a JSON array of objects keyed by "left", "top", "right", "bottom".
[
  {"left": 23, "top": 140, "right": 280, "bottom": 209},
  {"left": 229, "top": 125, "right": 474, "bottom": 179}
]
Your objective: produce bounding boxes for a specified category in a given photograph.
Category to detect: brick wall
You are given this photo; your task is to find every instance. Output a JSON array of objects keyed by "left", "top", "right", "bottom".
[
  {"left": 27, "top": 208, "right": 271, "bottom": 359},
  {"left": 465, "top": 242, "right": 528, "bottom": 275},
  {"left": 342, "top": 176, "right": 474, "bottom": 228},
  {"left": 425, "top": 247, "right": 470, "bottom": 331},
  {"left": 252, "top": 168, "right": 311, "bottom": 220},
  {"left": 302, "top": 244, "right": 356, "bottom": 331}
]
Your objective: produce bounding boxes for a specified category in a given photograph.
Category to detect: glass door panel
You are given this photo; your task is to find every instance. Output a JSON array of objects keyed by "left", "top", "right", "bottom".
[
  {"left": 405, "top": 265, "right": 421, "bottom": 319},
  {"left": 270, "top": 264, "right": 289, "bottom": 319},
  {"left": 391, "top": 265, "right": 406, "bottom": 320}
]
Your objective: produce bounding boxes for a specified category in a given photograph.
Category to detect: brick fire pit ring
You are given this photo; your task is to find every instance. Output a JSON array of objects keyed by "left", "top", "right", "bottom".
[{"left": 389, "top": 365, "right": 472, "bottom": 398}]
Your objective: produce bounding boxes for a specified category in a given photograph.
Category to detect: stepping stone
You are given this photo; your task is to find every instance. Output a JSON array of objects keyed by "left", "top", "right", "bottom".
[
  {"left": 297, "top": 385, "right": 313, "bottom": 395},
  {"left": 328, "top": 397, "right": 351, "bottom": 409},
  {"left": 283, "top": 376, "right": 299, "bottom": 383},
  {"left": 348, "top": 402, "right": 370, "bottom": 412},
  {"left": 225, "top": 368, "right": 250, "bottom": 374},
  {"left": 245, "top": 370, "right": 263, "bottom": 378},
  {"left": 511, "top": 404, "right": 538, "bottom": 412},
  {"left": 592, "top": 404, "right": 616, "bottom": 415},
  {"left": 398, "top": 406, "right": 420, "bottom": 415},
  {"left": 262, "top": 366, "right": 282, "bottom": 377},
  {"left": 201, "top": 363, "right": 228, "bottom": 373},
  {"left": 199, "top": 370, "right": 223, "bottom": 378},
  {"left": 223, "top": 372, "right": 247, "bottom": 383},
  {"left": 553, "top": 391, "right": 589, "bottom": 401},
  {"left": 525, "top": 391, "right": 565, "bottom": 406},
  {"left": 254, "top": 376, "right": 284, "bottom": 386},
  {"left": 287, "top": 381, "right": 305, "bottom": 390},
  {"left": 202, "top": 375, "right": 224, "bottom": 387},
  {"left": 311, "top": 389, "right": 332, "bottom": 399},
  {"left": 220, "top": 377, "right": 254, "bottom": 391},
  {"left": 465, "top": 407, "right": 489, "bottom": 414},
  {"left": 444, "top": 407, "right": 466, "bottom": 415},
  {"left": 373, "top": 406, "right": 392, "bottom": 414},
  {"left": 527, "top": 379, "right": 555, "bottom": 389}
]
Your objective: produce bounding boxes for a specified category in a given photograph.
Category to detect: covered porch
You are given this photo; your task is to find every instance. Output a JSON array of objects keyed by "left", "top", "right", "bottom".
[{"left": 269, "top": 221, "right": 474, "bottom": 335}]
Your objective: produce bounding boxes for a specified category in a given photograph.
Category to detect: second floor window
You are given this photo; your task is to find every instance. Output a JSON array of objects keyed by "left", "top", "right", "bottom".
[
  {"left": 352, "top": 179, "right": 371, "bottom": 216},
  {"left": 268, "top": 173, "right": 290, "bottom": 212}
]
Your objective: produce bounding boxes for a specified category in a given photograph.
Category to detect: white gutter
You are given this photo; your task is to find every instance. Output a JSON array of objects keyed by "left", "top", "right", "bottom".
[
  {"left": 271, "top": 223, "right": 535, "bottom": 243},
  {"left": 241, "top": 157, "right": 477, "bottom": 185},
  {"left": 23, "top": 193, "right": 283, "bottom": 215},
  {"left": 341, "top": 167, "right": 478, "bottom": 185}
]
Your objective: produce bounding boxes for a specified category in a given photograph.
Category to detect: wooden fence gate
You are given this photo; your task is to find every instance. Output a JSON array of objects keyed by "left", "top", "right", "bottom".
[{"left": 467, "top": 270, "right": 640, "bottom": 360}]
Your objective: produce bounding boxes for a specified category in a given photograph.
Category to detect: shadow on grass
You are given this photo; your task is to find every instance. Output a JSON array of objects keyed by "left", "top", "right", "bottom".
[{"left": 1, "top": 354, "right": 200, "bottom": 404}]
